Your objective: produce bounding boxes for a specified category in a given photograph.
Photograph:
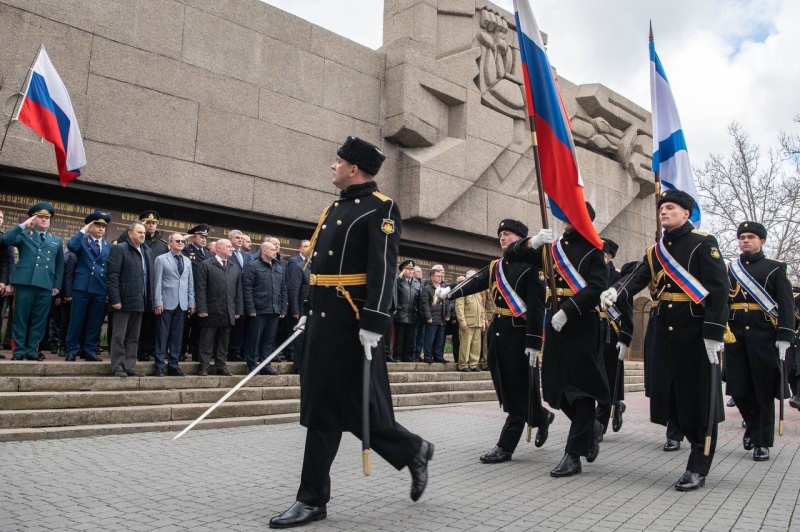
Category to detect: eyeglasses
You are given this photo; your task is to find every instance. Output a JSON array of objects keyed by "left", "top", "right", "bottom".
[{"left": 174, "top": 240, "right": 185, "bottom": 243}]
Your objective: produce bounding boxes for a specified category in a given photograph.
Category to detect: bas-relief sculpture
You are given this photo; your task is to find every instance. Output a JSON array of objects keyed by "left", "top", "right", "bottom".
[{"left": 382, "top": 0, "right": 656, "bottom": 262}]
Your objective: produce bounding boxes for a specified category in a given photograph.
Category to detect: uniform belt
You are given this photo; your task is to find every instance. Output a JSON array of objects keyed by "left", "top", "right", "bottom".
[
  {"left": 546, "top": 288, "right": 575, "bottom": 298},
  {"left": 657, "top": 292, "right": 693, "bottom": 302},
  {"left": 494, "top": 308, "right": 516, "bottom": 317},
  {"left": 309, "top": 273, "right": 367, "bottom": 287},
  {"left": 599, "top": 311, "right": 609, "bottom": 319},
  {"left": 729, "top": 302, "right": 760, "bottom": 312}
]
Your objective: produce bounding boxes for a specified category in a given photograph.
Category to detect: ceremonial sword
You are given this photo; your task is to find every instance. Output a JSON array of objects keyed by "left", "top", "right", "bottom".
[{"left": 172, "top": 316, "right": 307, "bottom": 440}]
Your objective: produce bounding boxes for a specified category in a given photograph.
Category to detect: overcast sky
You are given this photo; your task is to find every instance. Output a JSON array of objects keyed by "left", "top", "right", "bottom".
[{"left": 262, "top": 0, "right": 799, "bottom": 164}]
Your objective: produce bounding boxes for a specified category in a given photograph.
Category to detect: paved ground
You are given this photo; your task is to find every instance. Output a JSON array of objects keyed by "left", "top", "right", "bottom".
[{"left": 1, "top": 391, "right": 800, "bottom": 531}]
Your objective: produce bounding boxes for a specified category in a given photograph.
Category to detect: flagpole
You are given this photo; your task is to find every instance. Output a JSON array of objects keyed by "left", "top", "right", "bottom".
[
  {"left": 649, "top": 23, "right": 661, "bottom": 243},
  {"left": 527, "top": 115, "right": 560, "bottom": 312},
  {"left": 0, "top": 44, "right": 43, "bottom": 155}
]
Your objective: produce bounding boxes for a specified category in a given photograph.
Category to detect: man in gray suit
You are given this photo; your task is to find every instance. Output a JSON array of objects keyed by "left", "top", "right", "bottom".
[
  {"left": 153, "top": 233, "right": 195, "bottom": 376},
  {"left": 195, "top": 238, "right": 243, "bottom": 376}
]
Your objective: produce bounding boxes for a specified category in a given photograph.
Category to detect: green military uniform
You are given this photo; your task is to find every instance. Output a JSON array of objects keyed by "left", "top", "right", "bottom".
[{"left": 2, "top": 203, "right": 64, "bottom": 360}]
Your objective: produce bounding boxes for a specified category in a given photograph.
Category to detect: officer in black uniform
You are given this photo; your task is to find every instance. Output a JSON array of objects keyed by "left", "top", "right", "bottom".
[
  {"left": 787, "top": 287, "right": 800, "bottom": 407},
  {"left": 181, "top": 223, "right": 210, "bottom": 360},
  {"left": 596, "top": 238, "right": 627, "bottom": 434},
  {"left": 725, "top": 221, "right": 794, "bottom": 462},
  {"left": 438, "top": 219, "right": 553, "bottom": 465},
  {"left": 602, "top": 189, "right": 729, "bottom": 491},
  {"left": 512, "top": 203, "right": 609, "bottom": 478},
  {"left": 269, "top": 137, "right": 433, "bottom": 529}
]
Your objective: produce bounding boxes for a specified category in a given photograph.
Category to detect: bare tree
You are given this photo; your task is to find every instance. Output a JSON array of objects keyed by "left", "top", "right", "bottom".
[{"left": 696, "top": 121, "right": 800, "bottom": 284}]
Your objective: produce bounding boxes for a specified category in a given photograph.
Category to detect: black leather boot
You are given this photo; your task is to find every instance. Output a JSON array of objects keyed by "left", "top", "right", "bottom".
[
  {"left": 269, "top": 501, "right": 326, "bottom": 529},
  {"left": 550, "top": 453, "right": 581, "bottom": 477}
]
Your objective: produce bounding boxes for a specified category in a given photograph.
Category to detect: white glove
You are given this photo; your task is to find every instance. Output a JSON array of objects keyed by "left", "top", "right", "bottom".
[
  {"left": 704, "top": 339, "right": 723, "bottom": 365},
  {"left": 551, "top": 309, "right": 568, "bottom": 332},
  {"left": 434, "top": 285, "right": 451, "bottom": 302},
  {"left": 529, "top": 228, "right": 554, "bottom": 249},
  {"left": 777, "top": 340, "right": 791, "bottom": 361},
  {"left": 616, "top": 342, "right": 627, "bottom": 361},
  {"left": 599, "top": 287, "right": 618, "bottom": 310},
  {"left": 358, "top": 329, "right": 382, "bottom": 355},
  {"left": 525, "top": 347, "right": 540, "bottom": 367}
]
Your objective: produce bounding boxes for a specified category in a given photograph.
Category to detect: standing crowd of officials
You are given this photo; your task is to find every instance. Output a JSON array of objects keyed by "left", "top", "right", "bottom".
[{"left": 0, "top": 204, "right": 311, "bottom": 378}]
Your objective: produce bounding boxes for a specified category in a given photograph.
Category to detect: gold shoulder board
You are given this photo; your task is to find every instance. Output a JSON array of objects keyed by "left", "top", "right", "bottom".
[{"left": 372, "top": 191, "right": 391, "bottom": 202}]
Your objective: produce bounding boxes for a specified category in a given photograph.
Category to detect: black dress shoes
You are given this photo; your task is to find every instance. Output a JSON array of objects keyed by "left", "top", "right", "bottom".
[
  {"left": 726, "top": 398, "right": 736, "bottom": 407},
  {"left": 113, "top": 370, "right": 128, "bottom": 377},
  {"left": 167, "top": 366, "right": 185, "bottom": 376},
  {"left": 753, "top": 447, "right": 770, "bottom": 461},
  {"left": 535, "top": 410, "right": 555, "bottom": 448},
  {"left": 790, "top": 395, "right": 800, "bottom": 411},
  {"left": 743, "top": 435, "right": 753, "bottom": 450},
  {"left": 586, "top": 421, "right": 602, "bottom": 463},
  {"left": 65, "top": 354, "right": 77, "bottom": 362},
  {"left": 84, "top": 354, "right": 103, "bottom": 362},
  {"left": 386, "top": 355, "right": 398, "bottom": 363},
  {"left": 260, "top": 364, "right": 279, "bottom": 376},
  {"left": 11, "top": 355, "right": 24, "bottom": 361},
  {"left": 742, "top": 420, "right": 747, "bottom": 428},
  {"left": 480, "top": 446, "right": 512, "bottom": 464},
  {"left": 550, "top": 453, "right": 581, "bottom": 477},
  {"left": 409, "top": 440, "right": 434, "bottom": 501},
  {"left": 217, "top": 366, "right": 232, "bottom": 376},
  {"left": 663, "top": 439, "right": 681, "bottom": 452},
  {"left": 198, "top": 367, "right": 209, "bottom": 376},
  {"left": 612, "top": 402, "right": 626, "bottom": 432},
  {"left": 674, "top": 470, "right": 705, "bottom": 491},
  {"left": 125, "top": 370, "right": 145, "bottom": 377},
  {"left": 269, "top": 501, "right": 327, "bottom": 529},
  {"left": 154, "top": 368, "right": 165, "bottom": 377}
]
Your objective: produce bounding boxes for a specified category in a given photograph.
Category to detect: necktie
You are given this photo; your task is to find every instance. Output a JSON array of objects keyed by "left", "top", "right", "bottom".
[
  {"left": 39, "top": 233, "right": 45, "bottom": 243},
  {"left": 222, "top": 260, "right": 227, "bottom": 271},
  {"left": 93, "top": 239, "right": 101, "bottom": 253},
  {"left": 175, "top": 254, "right": 184, "bottom": 275}
]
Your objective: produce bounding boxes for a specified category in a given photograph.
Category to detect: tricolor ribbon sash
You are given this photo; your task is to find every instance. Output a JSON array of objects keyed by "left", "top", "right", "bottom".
[
  {"left": 654, "top": 239, "right": 708, "bottom": 304},
  {"left": 553, "top": 238, "right": 620, "bottom": 318},
  {"left": 495, "top": 260, "right": 527, "bottom": 318},
  {"left": 730, "top": 259, "right": 779, "bottom": 319}
]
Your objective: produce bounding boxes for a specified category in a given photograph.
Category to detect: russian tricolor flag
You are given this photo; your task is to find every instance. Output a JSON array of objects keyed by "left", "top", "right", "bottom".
[
  {"left": 513, "top": 0, "right": 602, "bottom": 249},
  {"left": 16, "top": 46, "right": 85, "bottom": 186}
]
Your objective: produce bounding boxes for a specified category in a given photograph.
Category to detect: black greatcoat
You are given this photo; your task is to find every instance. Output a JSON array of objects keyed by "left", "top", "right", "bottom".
[
  {"left": 601, "top": 262, "right": 624, "bottom": 400},
  {"left": 616, "top": 222, "right": 728, "bottom": 430},
  {"left": 447, "top": 258, "right": 545, "bottom": 417},
  {"left": 725, "top": 251, "right": 794, "bottom": 402},
  {"left": 300, "top": 181, "right": 400, "bottom": 433},
  {"left": 195, "top": 257, "right": 243, "bottom": 328},
  {"left": 506, "top": 231, "right": 610, "bottom": 409}
]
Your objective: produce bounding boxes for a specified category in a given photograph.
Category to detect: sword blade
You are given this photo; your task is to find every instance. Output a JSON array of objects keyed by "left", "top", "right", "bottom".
[
  {"left": 172, "top": 317, "right": 307, "bottom": 440},
  {"left": 362, "top": 343, "right": 372, "bottom": 476}
]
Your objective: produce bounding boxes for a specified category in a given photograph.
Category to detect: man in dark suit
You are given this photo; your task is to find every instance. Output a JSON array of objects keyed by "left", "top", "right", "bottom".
[
  {"left": 181, "top": 224, "right": 210, "bottom": 360},
  {"left": 286, "top": 241, "right": 311, "bottom": 374},
  {"left": 0, "top": 209, "right": 11, "bottom": 358},
  {"left": 227, "top": 229, "right": 250, "bottom": 362},
  {"left": 65, "top": 210, "right": 111, "bottom": 362},
  {"left": 153, "top": 233, "right": 195, "bottom": 376},
  {"left": 107, "top": 222, "right": 152, "bottom": 377},
  {"left": 195, "top": 238, "right": 243, "bottom": 376},
  {"left": 56, "top": 246, "right": 77, "bottom": 357},
  {"left": 2, "top": 202, "right": 64, "bottom": 360}
]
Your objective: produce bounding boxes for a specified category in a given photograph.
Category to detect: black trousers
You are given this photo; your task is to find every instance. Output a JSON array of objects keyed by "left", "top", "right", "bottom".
[
  {"left": 393, "top": 322, "right": 416, "bottom": 361},
  {"left": 228, "top": 315, "right": 246, "bottom": 359},
  {"left": 668, "top": 388, "right": 716, "bottom": 476},
  {"left": 560, "top": 396, "right": 596, "bottom": 457},
  {"left": 297, "top": 424, "right": 422, "bottom": 506},
  {"left": 138, "top": 311, "right": 156, "bottom": 357},
  {"left": 735, "top": 394, "right": 774, "bottom": 447}
]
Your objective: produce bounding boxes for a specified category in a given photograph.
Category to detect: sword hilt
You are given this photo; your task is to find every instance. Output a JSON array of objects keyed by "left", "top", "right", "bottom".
[
  {"left": 363, "top": 449, "right": 371, "bottom": 476},
  {"left": 780, "top": 420, "right": 784, "bottom": 437},
  {"left": 703, "top": 435, "right": 711, "bottom": 456},
  {"left": 610, "top": 404, "right": 616, "bottom": 421},
  {"left": 526, "top": 425, "right": 532, "bottom": 443}
]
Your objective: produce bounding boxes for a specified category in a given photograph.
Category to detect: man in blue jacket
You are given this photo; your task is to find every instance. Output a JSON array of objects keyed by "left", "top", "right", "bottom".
[
  {"left": 65, "top": 210, "right": 111, "bottom": 362},
  {"left": 2, "top": 202, "right": 64, "bottom": 360}
]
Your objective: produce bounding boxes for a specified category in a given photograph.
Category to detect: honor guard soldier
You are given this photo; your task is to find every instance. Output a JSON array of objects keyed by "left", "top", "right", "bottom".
[
  {"left": 725, "top": 221, "right": 794, "bottom": 462},
  {"left": 601, "top": 189, "right": 729, "bottom": 491},
  {"left": 2, "top": 202, "right": 64, "bottom": 360},
  {"left": 64, "top": 210, "right": 112, "bottom": 362},
  {"left": 436, "top": 219, "right": 554, "bottom": 465},
  {"left": 269, "top": 137, "right": 433, "bottom": 529},
  {"left": 788, "top": 287, "right": 800, "bottom": 408},
  {"left": 597, "top": 239, "right": 627, "bottom": 433},
  {"left": 182, "top": 223, "right": 210, "bottom": 359},
  {"left": 511, "top": 203, "right": 610, "bottom": 478}
]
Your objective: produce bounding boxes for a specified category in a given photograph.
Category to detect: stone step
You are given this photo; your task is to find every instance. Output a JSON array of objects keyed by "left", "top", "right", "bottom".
[
  {"left": 0, "top": 388, "right": 498, "bottom": 429},
  {"left": 0, "top": 360, "right": 460, "bottom": 377},
  {"left": 0, "top": 380, "right": 495, "bottom": 410},
  {"left": 0, "top": 370, "right": 492, "bottom": 393}
]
